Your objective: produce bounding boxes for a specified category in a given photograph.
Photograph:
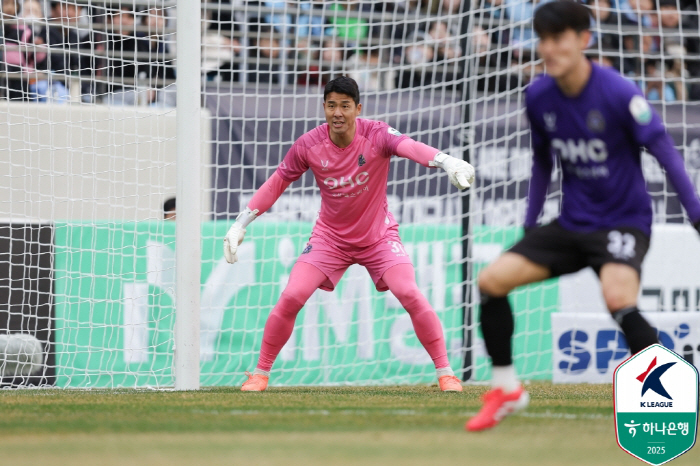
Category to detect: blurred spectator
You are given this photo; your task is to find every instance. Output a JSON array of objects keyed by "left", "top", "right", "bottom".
[
  {"left": 327, "top": 1, "right": 369, "bottom": 42},
  {"left": 202, "top": 10, "right": 242, "bottom": 83},
  {"left": 655, "top": 0, "right": 700, "bottom": 99},
  {"left": 104, "top": 5, "right": 139, "bottom": 104},
  {"left": 297, "top": 0, "right": 330, "bottom": 38},
  {"left": 2, "top": 0, "right": 45, "bottom": 100},
  {"left": 428, "top": 20, "right": 462, "bottom": 60},
  {"left": 137, "top": 7, "right": 175, "bottom": 106},
  {"left": 589, "top": 0, "right": 621, "bottom": 51},
  {"left": 642, "top": 58, "right": 683, "bottom": 101},
  {"left": 505, "top": 0, "right": 536, "bottom": 49},
  {"left": 164, "top": 197, "right": 176, "bottom": 221},
  {"left": 620, "top": 0, "right": 654, "bottom": 27},
  {"left": 297, "top": 36, "right": 345, "bottom": 86},
  {"left": 20, "top": 0, "right": 71, "bottom": 102},
  {"left": 345, "top": 47, "right": 395, "bottom": 91},
  {"left": 45, "top": 0, "right": 96, "bottom": 102},
  {"left": 247, "top": 25, "right": 288, "bottom": 85}
]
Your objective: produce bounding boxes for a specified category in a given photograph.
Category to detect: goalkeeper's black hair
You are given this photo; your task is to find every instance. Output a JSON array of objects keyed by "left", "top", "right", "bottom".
[
  {"left": 324, "top": 76, "right": 361, "bottom": 105},
  {"left": 533, "top": 0, "right": 591, "bottom": 38}
]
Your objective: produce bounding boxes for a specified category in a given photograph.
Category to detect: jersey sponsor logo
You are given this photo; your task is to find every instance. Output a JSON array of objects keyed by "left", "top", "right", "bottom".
[
  {"left": 629, "top": 95, "right": 652, "bottom": 125},
  {"left": 544, "top": 112, "right": 557, "bottom": 132},
  {"left": 586, "top": 110, "right": 606, "bottom": 133},
  {"left": 387, "top": 127, "right": 402, "bottom": 136},
  {"left": 320, "top": 160, "right": 329, "bottom": 171},
  {"left": 323, "top": 171, "right": 370, "bottom": 190},
  {"left": 552, "top": 138, "right": 608, "bottom": 164},
  {"left": 358, "top": 154, "right": 366, "bottom": 166}
]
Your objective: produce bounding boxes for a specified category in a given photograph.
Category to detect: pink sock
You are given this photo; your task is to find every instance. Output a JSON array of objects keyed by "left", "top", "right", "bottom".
[
  {"left": 382, "top": 264, "right": 450, "bottom": 369},
  {"left": 256, "top": 262, "right": 328, "bottom": 372}
]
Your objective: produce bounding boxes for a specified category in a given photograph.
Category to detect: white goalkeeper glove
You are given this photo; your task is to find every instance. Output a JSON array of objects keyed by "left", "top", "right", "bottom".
[
  {"left": 430, "top": 152, "right": 475, "bottom": 190},
  {"left": 223, "top": 207, "right": 259, "bottom": 264}
]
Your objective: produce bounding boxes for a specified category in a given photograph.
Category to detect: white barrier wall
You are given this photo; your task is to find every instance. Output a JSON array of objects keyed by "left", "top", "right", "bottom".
[
  {"left": 553, "top": 224, "right": 700, "bottom": 383},
  {"left": 0, "top": 102, "right": 212, "bottom": 222}
]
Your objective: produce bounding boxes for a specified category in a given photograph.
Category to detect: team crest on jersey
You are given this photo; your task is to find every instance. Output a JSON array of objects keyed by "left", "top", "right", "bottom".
[
  {"left": 387, "top": 127, "right": 402, "bottom": 136},
  {"left": 586, "top": 110, "right": 606, "bottom": 133},
  {"left": 358, "top": 154, "right": 366, "bottom": 166},
  {"left": 302, "top": 243, "right": 312, "bottom": 254},
  {"left": 544, "top": 112, "right": 557, "bottom": 132}
]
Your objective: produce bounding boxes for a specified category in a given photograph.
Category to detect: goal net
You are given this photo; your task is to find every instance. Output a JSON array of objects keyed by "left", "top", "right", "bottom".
[{"left": 1, "top": 0, "right": 699, "bottom": 388}]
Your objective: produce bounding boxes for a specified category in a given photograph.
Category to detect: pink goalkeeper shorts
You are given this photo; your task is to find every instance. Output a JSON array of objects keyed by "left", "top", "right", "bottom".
[{"left": 296, "top": 225, "right": 413, "bottom": 292}]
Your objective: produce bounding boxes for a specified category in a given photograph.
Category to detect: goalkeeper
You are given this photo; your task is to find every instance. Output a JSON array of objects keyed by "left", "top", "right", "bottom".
[
  {"left": 224, "top": 76, "right": 475, "bottom": 392},
  {"left": 467, "top": 0, "right": 700, "bottom": 432}
]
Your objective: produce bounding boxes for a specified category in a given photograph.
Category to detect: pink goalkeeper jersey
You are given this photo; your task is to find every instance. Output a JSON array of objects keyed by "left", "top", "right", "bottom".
[{"left": 276, "top": 118, "right": 409, "bottom": 247}]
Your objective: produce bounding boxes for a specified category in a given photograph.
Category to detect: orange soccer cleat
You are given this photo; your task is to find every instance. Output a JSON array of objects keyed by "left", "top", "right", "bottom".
[
  {"left": 438, "top": 375, "right": 464, "bottom": 392},
  {"left": 241, "top": 371, "right": 269, "bottom": 392},
  {"left": 466, "top": 386, "right": 529, "bottom": 432}
]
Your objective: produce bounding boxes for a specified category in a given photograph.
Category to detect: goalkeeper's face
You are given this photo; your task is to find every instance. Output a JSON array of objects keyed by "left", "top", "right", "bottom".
[
  {"left": 537, "top": 29, "right": 591, "bottom": 79},
  {"left": 323, "top": 92, "right": 362, "bottom": 138}
]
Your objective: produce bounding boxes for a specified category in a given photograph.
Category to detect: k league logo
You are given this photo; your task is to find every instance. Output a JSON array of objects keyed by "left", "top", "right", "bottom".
[
  {"left": 638, "top": 357, "right": 675, "bottom": 402},
  {"left": 614, "top": 344, "right": 698, "bottom": 465}
]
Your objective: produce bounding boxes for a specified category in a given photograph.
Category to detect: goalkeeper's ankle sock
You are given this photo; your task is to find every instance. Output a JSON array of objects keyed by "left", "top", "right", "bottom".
[
  {"left": 479, "top": 293, "right": 514, "bottom": 366},
  {"left": 253, "top": 368, "right": 270, "bottom": 378},
  {"left": 492, "top": 365, "right": 520, "bottom": 393},
  {"left": 613, "top": 306, "right": 658, "bottom": 354},
  {"left": 436, "top": 367, "right": 454, "bottom": 378}
]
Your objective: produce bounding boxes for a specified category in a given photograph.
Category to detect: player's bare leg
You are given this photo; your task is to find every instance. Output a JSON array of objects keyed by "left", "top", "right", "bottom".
[
  {"left": 466, "top": 253, "right": 550, "bottom": 431},
  {"left": 600, "top": 263, "right": 658, "bottom": 354},
  {"left": 381, "top": 264, "right": 462, "bottom": 391},
  {"left": 241, "top": 262, "right": 328, "bottom": 391}
]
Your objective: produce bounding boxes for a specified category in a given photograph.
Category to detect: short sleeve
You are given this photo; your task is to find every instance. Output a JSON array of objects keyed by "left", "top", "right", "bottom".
[{"left": 276, "top": 142, "right": 309, "bottom": 182}]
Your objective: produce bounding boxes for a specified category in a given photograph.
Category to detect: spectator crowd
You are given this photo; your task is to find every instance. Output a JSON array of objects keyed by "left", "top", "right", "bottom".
[{"left": 0, "top": 0, "right": 698, "bottom": 106}]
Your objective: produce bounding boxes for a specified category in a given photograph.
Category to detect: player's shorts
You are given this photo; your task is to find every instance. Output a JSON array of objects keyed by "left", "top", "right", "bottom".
[
  {"left": 508, "top": 220, "right": 650, "bottom": 277},
  {"left": 296, "top": 225, "right": 413, "bottom": 292}
]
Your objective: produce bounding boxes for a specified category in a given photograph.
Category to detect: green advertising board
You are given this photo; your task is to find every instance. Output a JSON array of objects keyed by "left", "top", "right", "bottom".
[{"left": 53, "top": 222, "right": 557, "bottom": 388}]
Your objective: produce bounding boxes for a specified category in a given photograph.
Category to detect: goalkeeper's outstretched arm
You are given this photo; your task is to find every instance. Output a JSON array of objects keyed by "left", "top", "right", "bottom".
[
  {"left": 223, "top": 172, "right": 292, "bottom": 263},
  {"left": 395, "top": 139, "right": 475, "bottom": 190}
]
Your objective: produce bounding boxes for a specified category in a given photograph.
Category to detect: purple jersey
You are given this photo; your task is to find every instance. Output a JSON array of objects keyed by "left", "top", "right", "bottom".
[{"left": 524, "top": 61, "right": 700, "bottom": 236}]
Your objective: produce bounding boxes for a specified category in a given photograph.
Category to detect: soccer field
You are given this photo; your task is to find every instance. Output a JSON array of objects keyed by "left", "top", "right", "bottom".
[{"left": 1, "top": 383, "right": 697, "bottom": 466}]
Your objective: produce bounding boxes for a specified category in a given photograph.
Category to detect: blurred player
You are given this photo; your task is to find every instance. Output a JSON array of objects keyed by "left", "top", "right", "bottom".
[
  {"left": 224, "top": 76, "right": 475, "bottom": 392},
  {"left": 467, "top": 0, "right": 700, "bottom": 432}
]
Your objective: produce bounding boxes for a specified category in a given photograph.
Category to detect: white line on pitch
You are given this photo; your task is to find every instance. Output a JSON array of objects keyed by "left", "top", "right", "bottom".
[{"left": 188, "top": 409, "right": 612, "bottom": 420}]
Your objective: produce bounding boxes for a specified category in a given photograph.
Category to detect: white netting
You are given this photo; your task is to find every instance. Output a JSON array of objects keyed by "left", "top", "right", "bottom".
[{"left": 1, "top": 0, "right": 699, "bottom": 388}]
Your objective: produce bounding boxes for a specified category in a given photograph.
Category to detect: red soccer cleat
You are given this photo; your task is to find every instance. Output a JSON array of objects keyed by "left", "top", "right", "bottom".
[
  {"left": 438, "top": 375, "right": 464, "bottom": 392},
  {"left": 241, "top": 371, "right": 269, "bottom": 392},
  {"left": 466, "top": 386, "right": 529, "bottom": 432}
]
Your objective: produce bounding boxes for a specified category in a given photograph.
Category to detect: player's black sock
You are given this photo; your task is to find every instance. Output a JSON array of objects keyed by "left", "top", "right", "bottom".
[
  {"left": 479, "top": 293, "right": 514, "bottom": 366},
  {"left": 613, "top": 306, "right": 658, "bottom": 354}
]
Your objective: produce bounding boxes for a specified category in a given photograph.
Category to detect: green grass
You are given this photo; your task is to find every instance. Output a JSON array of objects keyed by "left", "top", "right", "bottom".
[{"left": 1, "top": 383, "right": 698, "bottom": 466}]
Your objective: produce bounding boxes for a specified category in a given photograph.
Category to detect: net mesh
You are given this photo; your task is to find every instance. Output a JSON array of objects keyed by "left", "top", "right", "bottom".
[{"left": 0, "top": 0, "right": 698, "bottom": 388}]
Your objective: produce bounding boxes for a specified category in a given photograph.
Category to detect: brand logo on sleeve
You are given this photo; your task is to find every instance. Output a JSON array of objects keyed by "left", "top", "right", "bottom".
[{"left": 387, "top": 127, "right": 402, "bottom": 136}]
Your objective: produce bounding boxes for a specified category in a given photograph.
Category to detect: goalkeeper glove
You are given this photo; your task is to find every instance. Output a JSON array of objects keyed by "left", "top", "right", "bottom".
[
  {"left": 430, "top": 152, "right": 475, "bottom": 190},
  {"left": 223, "top": 207, "right": 259, "bottom": 264}
]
